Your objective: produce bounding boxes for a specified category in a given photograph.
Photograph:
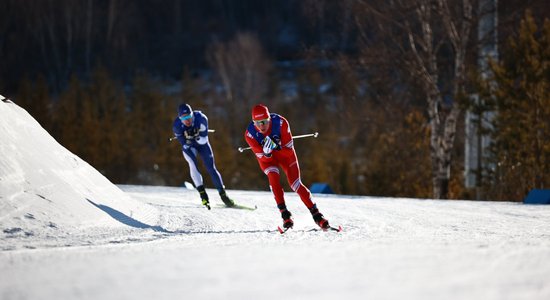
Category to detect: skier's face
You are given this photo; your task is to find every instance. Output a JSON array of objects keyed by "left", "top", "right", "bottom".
[
  {"left": 254, "top": 118, "right": 270, "bottom": 134},
  {"left": 179, "top": 113, "right": 193, "bottom": 126}
]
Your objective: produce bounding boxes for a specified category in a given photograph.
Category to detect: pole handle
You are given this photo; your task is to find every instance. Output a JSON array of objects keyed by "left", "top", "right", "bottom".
[
  {"left": 169, "top": 129, "right": 215, "bottom": 142},
  {"left": 237, "top": 132, "right": 318, "bottom": 152}
]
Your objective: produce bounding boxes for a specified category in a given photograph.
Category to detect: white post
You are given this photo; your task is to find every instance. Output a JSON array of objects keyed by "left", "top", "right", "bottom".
[{"left": 465, "top": 0, "right": 498, "bottom": 198}]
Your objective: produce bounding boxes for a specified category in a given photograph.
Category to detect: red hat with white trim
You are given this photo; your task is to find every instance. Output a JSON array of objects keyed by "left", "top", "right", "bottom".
[{"left": 251, "top": 104, "right": 270, "bottom": 121}]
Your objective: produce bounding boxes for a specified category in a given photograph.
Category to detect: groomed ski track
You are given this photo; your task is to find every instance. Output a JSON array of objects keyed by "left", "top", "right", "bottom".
[{"left": 2, "top": 185, "right": 550, "bottom": 300}]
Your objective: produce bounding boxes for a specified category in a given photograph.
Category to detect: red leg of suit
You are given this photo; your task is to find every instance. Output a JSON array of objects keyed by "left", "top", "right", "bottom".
[
  {"left": 266, "top": 171, "right": 285, "bottom": 206},
  {"left": 281, "top": 159, "right": 315, "bottom": 209},
  {"left": 260, "top": 148, "right": 314, "bottom": 209}
]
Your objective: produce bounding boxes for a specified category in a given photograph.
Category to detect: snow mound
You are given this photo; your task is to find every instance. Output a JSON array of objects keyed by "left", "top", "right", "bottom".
[{"left": 0, "top": 99, "right": 159, "bottom": 239}]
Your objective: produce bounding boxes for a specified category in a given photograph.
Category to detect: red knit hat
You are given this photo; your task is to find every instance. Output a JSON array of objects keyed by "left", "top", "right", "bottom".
[{"left": 251, "top": 104, "right": 270, "bottom": 121}]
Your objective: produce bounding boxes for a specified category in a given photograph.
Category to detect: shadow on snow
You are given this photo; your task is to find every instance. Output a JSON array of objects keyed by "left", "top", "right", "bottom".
[
  {"left": 87, "top": 199, "right": 167, "bottom": 232},
  {"left": 87, "top": 199, "right": 276, "bottom": 235}
]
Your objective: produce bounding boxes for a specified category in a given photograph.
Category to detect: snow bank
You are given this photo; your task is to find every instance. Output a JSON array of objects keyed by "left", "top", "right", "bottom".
[{"left": 0, "top": 99, "right": 159, "bottom": 240}]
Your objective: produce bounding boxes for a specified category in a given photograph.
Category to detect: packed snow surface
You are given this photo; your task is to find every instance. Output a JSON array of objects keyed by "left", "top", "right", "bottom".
[{"left": 1, "top": 99, "right": 550, "bottom": 300}]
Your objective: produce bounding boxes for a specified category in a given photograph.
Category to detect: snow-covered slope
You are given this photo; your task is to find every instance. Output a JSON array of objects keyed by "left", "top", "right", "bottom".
[
  {"left": 0, "top": 99, "right": 159, "bottom": 246},
  {"left": 3, "top": 185, "right": 549, "bottom": 300},
  {"left": 1, "top": 98, "right": 550, "bottom": 300}
]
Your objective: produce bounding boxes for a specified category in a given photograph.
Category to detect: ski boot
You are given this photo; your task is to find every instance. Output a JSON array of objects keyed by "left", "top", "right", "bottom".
[
  {"left": 197, "top": 185, "right": 211, "bottom": 210},
  {"left": 279, "top": 204, "right": 294, "bottom": 229},
  {"left": 219, "top": 189, "right": 235, "bottom": 207},
  {"left": 310, "top": 204, "right": 329, "bottom": 229}
]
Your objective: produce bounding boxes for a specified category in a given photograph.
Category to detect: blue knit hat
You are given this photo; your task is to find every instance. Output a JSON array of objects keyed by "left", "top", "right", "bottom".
[{"left": 178, "top": 103, "right": 192, "bottom": 116}]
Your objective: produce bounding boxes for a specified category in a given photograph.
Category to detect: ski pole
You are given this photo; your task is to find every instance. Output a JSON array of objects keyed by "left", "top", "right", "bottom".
[
  {"left": 169, "top": 129, "right": 215, "bottom": 142},
  {"left": 237, "top": 132, "right": 318, "bottom": 152}
]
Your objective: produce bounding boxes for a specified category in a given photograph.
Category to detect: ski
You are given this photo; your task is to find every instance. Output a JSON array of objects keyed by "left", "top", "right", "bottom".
[
  {"left": 277, "top": 226, "right": 291, "bottom": 234},
  {"left": 325, "top": 225, "right": 343, "bottom": 232},
  {"left": 277, "top": 225, "right": 343, "bottom": 234},
  {"left": 215, "top": 203, "right": 257, "bottom": 211}
]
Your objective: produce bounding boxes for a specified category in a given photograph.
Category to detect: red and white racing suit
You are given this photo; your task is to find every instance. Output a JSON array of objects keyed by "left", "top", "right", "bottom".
[{"left": 244, "top": 115, "right": 315, "bottom": 210}]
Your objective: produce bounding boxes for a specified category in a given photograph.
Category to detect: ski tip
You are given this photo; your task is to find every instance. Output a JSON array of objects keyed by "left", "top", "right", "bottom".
[{"left": 325, "top": 225, "right": 342, "bottom": 232}]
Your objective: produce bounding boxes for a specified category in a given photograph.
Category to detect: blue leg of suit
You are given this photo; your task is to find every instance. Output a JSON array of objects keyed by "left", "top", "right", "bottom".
[{"left": 182, "top": 143, "right": 224, "bottom": 191}]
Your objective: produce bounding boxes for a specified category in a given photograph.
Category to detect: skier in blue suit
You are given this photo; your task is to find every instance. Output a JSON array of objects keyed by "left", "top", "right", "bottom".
[{"left": 173, "top": 103, "right": 234, "bottom": 209}]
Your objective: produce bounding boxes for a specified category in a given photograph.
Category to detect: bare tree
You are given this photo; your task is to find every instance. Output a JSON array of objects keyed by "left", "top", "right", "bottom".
[
  {"left": 356, "top": 0, "right": 475, "bottom": 199},
  {"left": 207, "top": 32, "right": 272, "bottom": 108}
]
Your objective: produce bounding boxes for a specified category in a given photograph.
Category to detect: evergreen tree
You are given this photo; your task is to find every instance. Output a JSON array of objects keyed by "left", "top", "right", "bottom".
[
  {"left": 86, "top": 66, "right": 132, "bottom": 182},
  {"left": 128, "top": 73, "right": 171, "bottom": 185},
  {"left": 485, "top": 11, "right": 550, "bottom": 200},
  {"left": 53, "top": 75, "right": 84, "bottom": 155},
  {"left": 16, "top": 75, "right": 52, "bottom": 130}
]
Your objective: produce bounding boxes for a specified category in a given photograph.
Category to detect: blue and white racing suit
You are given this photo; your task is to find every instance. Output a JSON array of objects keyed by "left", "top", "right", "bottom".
[{"left": 172, "top": 110, "right": 224, "bottom": 190}]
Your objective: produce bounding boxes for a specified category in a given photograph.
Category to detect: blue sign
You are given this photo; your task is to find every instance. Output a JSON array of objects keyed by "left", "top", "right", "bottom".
[
  {"left": 310, "top": 183, "right": 334, "bottom": 194},
  {"left": 524, "top": 189, "right": 550, "bottom": 204}
]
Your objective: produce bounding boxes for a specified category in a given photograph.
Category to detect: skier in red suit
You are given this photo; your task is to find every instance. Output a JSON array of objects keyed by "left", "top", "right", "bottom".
[{"left": 244, "top": 104, "right": 329, "bottom": 229}]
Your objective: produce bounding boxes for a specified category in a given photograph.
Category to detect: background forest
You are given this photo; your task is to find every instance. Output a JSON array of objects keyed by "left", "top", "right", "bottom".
[{"left": 1, "top": 0, "right": 549, "bottom": 201}]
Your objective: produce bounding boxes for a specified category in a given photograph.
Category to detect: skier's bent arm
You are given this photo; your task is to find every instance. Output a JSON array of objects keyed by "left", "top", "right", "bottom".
[{"left": 245, "top": 132, "right": 273, "bottom": 162}]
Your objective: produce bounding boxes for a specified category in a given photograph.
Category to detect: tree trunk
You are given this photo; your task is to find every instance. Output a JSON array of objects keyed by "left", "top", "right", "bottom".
[{"left": 412, "top": 0, "right": 472, "bottom": 199}]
